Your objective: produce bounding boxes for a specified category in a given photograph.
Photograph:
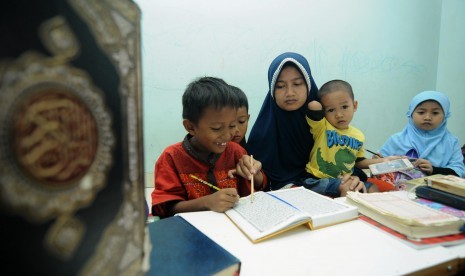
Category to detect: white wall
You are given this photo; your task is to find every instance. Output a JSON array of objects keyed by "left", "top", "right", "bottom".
[
  {"left": 437, "top": 0, "right": 465, "bottom": 142},
  {"left": 136, "top": 0, "right": 464, "bottom": 175}
]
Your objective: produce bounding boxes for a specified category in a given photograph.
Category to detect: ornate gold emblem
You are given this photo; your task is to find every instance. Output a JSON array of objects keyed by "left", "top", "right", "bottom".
[
  {"left": 14, "top": 90, "right": 98, "bottom": 185},
  {"left": 0, "top": 52, "right": 114, "bottom": 222}
]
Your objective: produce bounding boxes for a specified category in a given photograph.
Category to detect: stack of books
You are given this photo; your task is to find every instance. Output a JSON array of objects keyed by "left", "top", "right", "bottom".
[
  {"left": 346, "top": 191, "right": 464, "bottom": 239},
  {"left": 415, "top": 174, "right": 465, "bottom": 211}
]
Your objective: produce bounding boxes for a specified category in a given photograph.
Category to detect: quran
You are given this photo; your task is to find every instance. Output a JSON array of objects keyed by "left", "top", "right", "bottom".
[
  {"left": 426, "top": 174, "right": 465, "bottom": 197},
  {"left": 225, "top": 187, "right": 358, "bottom": 243},
  {"left": 369, "top": 158, "right": 414, "bottom": 175},
  {"left": 346, "top": 191, "right": 464, "bottom": 239}
]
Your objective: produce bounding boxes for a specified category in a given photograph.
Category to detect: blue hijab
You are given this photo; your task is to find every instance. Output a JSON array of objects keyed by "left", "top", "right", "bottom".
[
  {"left": 247, "top": 52, "right": 318, "bottom": 188},
  {"left": 379, "top": 91, "right": 465, "bottom": 177}
]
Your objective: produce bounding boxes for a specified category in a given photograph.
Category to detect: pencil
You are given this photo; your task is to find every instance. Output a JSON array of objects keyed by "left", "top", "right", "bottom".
[
  {"left": 189, "top": 174, "right": 220, "bottom": 191},
  {"left": 365, "top": 148, "right": 383, "bottom": 158},
  {"left": 250, "top": 155, "right": 254, "bottom": 203}
]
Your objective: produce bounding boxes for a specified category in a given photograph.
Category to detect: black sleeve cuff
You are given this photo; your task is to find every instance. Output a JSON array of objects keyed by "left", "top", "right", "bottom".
[
  {"left": 432, "top": 166, "right": 459, "bottom": 176},
  {"left": 352, "top": 166, "right": 368, "bottom": 182},
  {"left": 306, "top": 109, "right": 325, "bottom": 121},
  {"left": 355, "top": 157, "right": 366, "bottom": 163}
]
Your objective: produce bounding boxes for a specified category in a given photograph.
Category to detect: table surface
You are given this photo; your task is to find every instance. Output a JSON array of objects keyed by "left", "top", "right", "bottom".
[{"left": 178, "top": 209, "right": 465, "bottom": 276}]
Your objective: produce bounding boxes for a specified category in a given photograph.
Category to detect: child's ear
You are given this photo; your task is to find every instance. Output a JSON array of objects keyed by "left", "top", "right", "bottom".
[
  {"left": 183, "top": 119, "right": 196, "bottom": 135},
  {"left": 353, "top": 100, "right": 358, "bottom": 112}
]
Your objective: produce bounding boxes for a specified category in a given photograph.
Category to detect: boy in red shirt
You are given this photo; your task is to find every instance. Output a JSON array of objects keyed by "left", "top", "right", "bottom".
[{"left": 152, "top": 77, "right": 267, "bottom": 218}]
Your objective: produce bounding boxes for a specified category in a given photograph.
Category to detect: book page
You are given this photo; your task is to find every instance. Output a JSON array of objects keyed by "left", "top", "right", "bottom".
[
  {"left": 230, "top": 192, "right": 302, "bottom": 232},
  {"left": 226, "top": 188, "right": 359, "bottom": 241},
  {"left": 270, "top": 187, "right": 358, "bottom": 228},
  {"left": 270, "top": 187, "right": 350, "bottom": 216},
  {"left": 225, "top": 191, "right": 311, "bottom": 242}
]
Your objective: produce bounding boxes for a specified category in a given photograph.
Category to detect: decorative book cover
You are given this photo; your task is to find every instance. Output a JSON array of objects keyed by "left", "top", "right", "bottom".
[
  {"left": 148, "top": 216, "right": 241, "bottom": 276},
  {"left": 416, "top": 186, "right": 465, "bottom": 211},
  {"left": 0, "top": 1, "right": 146, "bottom": 275},
  {"left": 414, "top": 198, "right": 465, "bottom": 220}
]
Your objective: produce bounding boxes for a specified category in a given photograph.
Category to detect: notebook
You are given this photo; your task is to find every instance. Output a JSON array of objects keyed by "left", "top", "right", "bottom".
[{"left": 148, "top": 216, "right": 241, "bottom": 275}]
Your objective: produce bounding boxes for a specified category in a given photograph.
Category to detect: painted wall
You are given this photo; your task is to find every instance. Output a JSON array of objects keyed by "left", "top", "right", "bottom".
[
  {"left": 136, "top": 0, "right": 464, "bottom": 174},
  {"left": 437, "top": 0, "right": 465, "bottom": 141}
]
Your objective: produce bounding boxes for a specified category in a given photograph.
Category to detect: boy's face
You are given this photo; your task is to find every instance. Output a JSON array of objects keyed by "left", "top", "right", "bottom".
[
  {"left": 232, "top": 106, "right": 250, "bottom": 144},
  {"left": 412, "top": 100, "right": 444, "bottom": 131},
  {"left": 184, "top": 106, "right": 238, "bottom": 155},
  {"left": 274, "top": 66, "right": 308, "bottom": 111},
  {"left": 320, "top": 90, "right": 357, "bottom": 130}
]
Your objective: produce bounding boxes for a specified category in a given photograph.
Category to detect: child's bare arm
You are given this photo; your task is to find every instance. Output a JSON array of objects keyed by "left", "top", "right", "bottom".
[
  {"left": 356, "top": 155, "right": 403, "bottom": 169},
  {"left": 170, "top": 188, "right": 239, "bottom": 214}
]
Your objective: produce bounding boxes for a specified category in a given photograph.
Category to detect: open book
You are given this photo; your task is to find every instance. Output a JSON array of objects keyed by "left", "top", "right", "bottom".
[
  {"left": 369, "top": 158, "right": 413, "bottom": 175},
  {"left": 224, "top": 187, "right": 358, "bottom": 243},
  {"left": 346, "top": 191, "right": 464, "bottom": 239}
]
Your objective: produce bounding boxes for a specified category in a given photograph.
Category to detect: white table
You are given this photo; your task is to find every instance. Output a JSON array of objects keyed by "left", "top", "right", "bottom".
[{"left": 178, "top": 211, "right": 465, "bottom": 275}]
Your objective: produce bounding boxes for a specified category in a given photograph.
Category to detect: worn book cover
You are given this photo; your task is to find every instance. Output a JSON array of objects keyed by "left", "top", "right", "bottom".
[
  {"left": 369, "top": 158, "right": 414, "bottom": 175},
  {"left": 148, "top": 216, "right": 241, "bottom": 276},
  {"left": 360, "top": 216, "right": 465, "bottom": 250},
  {"left": 0, "top": 1, "right": 146, "bottom": 275},
  {"left": 346, "top": 192, "right": 464, "bottom": 239},
  {"left": 427, "top": 175, "right": 465, "bottom": 197}
]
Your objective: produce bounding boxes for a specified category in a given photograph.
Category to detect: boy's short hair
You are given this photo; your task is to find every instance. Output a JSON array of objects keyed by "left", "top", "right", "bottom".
[
  {"left": 182, "top": 76, "right": 240, "bottom": 124},
  {"left": 318, "top": 80, "right": 354, "bottom": 101},
  {"left": 229, "top": 85, "right": 248, "bottom": 110}
]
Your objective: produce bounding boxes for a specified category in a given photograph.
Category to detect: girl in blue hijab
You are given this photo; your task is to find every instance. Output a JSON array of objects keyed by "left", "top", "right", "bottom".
[
  {"left": 247, "top": 52, "right": 318, "bottom": 189},
  {"left": 379, "top": 91, "right": 465, "bottom": 177}
]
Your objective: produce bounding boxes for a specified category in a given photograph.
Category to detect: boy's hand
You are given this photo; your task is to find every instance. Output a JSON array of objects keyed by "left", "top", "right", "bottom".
[
  {"left": 338, "top": 174, "right": 366, "bottom": 196},
  {"left": 205, "top": 188, "right": 239, "bottom": 213},
  {"left": 308, "top": 100, "right": 323, "bottom": 111},
  {"left": 229, "top": 155, "right": 262, "bottom": 180}
]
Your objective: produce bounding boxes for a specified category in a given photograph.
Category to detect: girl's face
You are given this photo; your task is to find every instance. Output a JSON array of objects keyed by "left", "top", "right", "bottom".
[
  {"left": 232, "top": 106, "right": 250, "bottom": 144},
  {"left": 412, "top": 100, "right": 444, "bottom": 131},
  {"left": 274, "top": 66, "right": 308, "bottom": 111}
]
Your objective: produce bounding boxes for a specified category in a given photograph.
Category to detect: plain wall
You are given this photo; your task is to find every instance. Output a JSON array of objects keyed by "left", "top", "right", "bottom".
[
  {"left": 136, "top": 0, "right": 464, "bottom": 175},
  {"left": 437, "top": 0, "right": 465, "bottom": 141}
]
